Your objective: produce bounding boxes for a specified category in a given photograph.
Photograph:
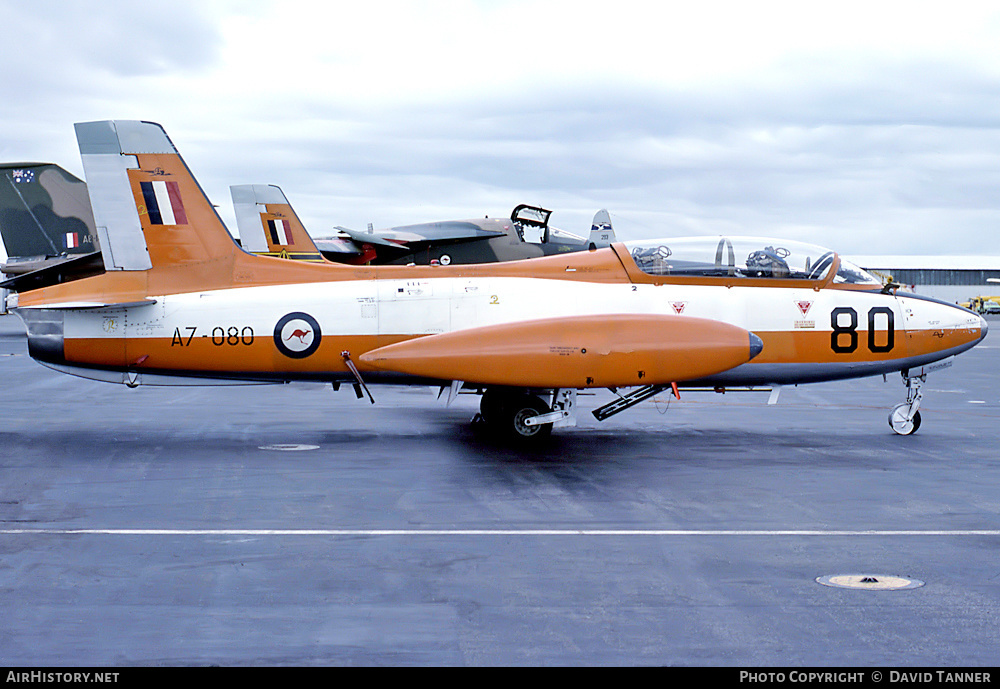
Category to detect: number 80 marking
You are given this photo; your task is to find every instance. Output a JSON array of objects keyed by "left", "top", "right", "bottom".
[{"left": 831, "top": 307, "right": 894, "bottom": 354}]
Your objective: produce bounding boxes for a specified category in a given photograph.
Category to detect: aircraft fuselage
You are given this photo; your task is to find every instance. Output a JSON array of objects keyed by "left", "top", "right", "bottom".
[{"left": 16, "top": 271, "right": 986, "bottom": 389}]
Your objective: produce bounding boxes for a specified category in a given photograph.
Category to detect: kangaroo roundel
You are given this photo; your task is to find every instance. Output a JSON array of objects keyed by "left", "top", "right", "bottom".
[{"left": 274, "top": 312, "right": 322, "bottom": 359}]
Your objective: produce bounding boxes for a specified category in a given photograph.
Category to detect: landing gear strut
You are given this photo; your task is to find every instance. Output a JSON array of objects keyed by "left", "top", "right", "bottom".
[{"left": 889, "top": 372, "right": 924, "bottom": 435}]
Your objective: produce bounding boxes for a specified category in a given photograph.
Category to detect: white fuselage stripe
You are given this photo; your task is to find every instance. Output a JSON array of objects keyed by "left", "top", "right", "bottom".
[{"left": 152, "top": 180, "right": 175, "bottom": 225}]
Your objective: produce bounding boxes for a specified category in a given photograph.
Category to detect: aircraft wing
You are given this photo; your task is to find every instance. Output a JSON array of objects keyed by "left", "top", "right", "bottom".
[
  {"left": 333, "top": 226, "right": 410, "bottom": 250},
  {"left": 313, "top": 236, "right": 366, "bottom": 256},
  {"left": 323, "top": 220, "right": 507, "bottom": 252},
  {"left": 376, "top": 220, "right": 507, "bottom": 245}
]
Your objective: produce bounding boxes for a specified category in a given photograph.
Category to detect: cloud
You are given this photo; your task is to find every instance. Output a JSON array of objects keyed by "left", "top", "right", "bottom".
[{"left": 3, "top": 1, "right": 1000, "bottom": 255}]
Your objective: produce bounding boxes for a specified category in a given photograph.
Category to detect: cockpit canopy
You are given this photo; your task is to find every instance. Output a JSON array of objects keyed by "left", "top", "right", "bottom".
[{"left": 624, "top": 236, "right": 881, "bottom": 285}]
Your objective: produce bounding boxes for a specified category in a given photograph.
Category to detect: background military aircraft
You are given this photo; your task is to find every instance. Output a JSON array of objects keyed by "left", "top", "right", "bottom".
[
  {"left": 9, "top": 121, "right": 988, "bottom": 442},
  {"left": 0, "top": 163, "right": 104, "bottom": 293},
  {"left": 2, "top": 162, "right": 616, "bottom": 298},
  {"left": 231, "top": 182, "right": 617, "bottom": 268},
  {"left": 309, "top": 203, "right": 616, "bottom": 266}
]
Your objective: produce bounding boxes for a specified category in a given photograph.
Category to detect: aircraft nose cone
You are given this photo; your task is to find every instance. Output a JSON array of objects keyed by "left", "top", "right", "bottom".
[
  {"left": 749, "top": 332, "right": 764, "bottom": 361},
  {"left": 980, "top": 315, "right": 989, "bottom": 341}
]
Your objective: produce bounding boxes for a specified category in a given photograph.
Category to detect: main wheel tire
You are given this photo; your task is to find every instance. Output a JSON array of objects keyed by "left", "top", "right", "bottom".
[{"left": 479, "top": 390, "right": 507, "bottom": 425}]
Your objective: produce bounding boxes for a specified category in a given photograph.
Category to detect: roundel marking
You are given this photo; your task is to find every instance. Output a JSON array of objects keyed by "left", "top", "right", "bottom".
[{"left": 274, "top": 312, "right": 322, "bottom": 359}]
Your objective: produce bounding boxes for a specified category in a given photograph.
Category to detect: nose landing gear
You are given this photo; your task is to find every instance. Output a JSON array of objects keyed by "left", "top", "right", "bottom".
[{"left": 889, "top": 372, "right": 924, "bottom": 435}]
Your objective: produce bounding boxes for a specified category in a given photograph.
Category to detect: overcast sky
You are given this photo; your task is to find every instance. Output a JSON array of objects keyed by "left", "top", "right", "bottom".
[{"left": 2, "top": 0, "right": 999, "bottom": 255}]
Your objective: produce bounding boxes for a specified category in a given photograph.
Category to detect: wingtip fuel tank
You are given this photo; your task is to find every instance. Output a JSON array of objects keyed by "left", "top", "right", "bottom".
[{"left": 360, "top": 314, "right": 762, "bottom": 388}]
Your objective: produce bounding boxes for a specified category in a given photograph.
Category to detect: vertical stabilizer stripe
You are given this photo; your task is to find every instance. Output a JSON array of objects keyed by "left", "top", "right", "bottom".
[
  {"left": 139, "top": 182, "right": 162, "bottom": 225},
  {"left": 266, "top": 218, "right": 292, "bottom": 246},
  {"left": 276, "top": 219, "right": 291, "bottom": 245},
  {"left": 166, "top": 181, "right": 187, "bottom": 225},
  {"left": 152, "top": 180, "right": 175, "bottom": 225}
]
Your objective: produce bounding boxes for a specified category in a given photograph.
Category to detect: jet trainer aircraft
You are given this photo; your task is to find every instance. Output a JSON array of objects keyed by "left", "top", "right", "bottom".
[{"left": 8, "top": 121, "right": 988, "bottom": 441}]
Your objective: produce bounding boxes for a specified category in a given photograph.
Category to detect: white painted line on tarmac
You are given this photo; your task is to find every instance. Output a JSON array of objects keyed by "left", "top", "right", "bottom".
[{"left": 2, "top": 529, "right": 1000, "bottom": 537}]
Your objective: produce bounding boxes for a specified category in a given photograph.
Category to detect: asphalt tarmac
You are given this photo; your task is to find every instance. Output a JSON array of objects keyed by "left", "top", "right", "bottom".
[{"left": 1, "top": 312, "right": 999, "bottom": 666}]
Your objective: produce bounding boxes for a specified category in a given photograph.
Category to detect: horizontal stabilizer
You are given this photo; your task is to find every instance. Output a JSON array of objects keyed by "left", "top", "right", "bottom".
[
  {"left": 360, "top": 314, "right": 761, "bottom": 388},
  {"left": 0, "top": 251, "right": 103, "bottom": 292},
  {"left": 17, "top": 298, "right": 157, "bottom": 310}
]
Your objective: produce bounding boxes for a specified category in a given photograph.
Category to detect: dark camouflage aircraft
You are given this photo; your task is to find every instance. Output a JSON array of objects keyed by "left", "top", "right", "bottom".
[{"left": 0, "top": 163, "right": 104, "bottom": 292}]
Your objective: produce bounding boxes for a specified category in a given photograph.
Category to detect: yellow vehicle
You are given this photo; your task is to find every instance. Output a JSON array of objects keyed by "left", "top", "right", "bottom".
[{"left": 969, "top": 296, "right": 1000, "bottom": 315}]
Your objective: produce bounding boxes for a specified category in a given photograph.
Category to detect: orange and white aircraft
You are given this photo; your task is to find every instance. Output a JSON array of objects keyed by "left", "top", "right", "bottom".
[{"left": 8, "top": 120, "right": 988, "bottom": 440}]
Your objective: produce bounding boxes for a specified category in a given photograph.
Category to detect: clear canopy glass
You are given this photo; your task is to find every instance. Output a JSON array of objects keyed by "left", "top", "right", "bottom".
[{"left": 624, "top": 236, "right": 881, "bottom": 285}]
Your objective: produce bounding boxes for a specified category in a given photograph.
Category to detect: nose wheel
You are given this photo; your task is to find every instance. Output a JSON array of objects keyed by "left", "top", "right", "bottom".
[
  {"left": 889, "top": 372, "right": 924, "bottom": 435},
  {"left": 888, "top": 404, "right": 921, "bottom": 435}
]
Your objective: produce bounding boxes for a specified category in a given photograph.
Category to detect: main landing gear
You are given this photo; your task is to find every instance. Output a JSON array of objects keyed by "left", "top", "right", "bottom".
[
  {"left": 888, "top": 372, "right": 924, "bottom": 435},
  {"left": 475, "top": 388, "right": 576, "bottom": 442}
]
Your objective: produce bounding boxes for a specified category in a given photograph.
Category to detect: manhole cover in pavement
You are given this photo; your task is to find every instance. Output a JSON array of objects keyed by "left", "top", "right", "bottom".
[
  {"left": 258, "top": 444, "right": 320, "bottom": 451},
  {"left": 816, "top": 574, "right": 924, "bottom": 590}
]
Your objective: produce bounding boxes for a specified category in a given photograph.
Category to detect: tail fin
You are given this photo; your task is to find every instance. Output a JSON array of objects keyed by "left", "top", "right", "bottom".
[
  {"left": 588, "top": 209, "right": 616, "bottom": 248},
  {"left": 75, "top": 120, "right": 239, "bottom": 272},
  {"left": 0, "top": 163, "right": 99, "bottom": 260},
  {"left": 230, "top": 184, "right": 324, "bottom": 262}
]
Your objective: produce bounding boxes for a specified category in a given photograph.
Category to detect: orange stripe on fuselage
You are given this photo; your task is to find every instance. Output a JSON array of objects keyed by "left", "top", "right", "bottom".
[
  {"left": 63, "top": 334, "right": 415, "bottom": 374},
  {"left": 62, "top": 325, "right": 980, "bottom": 379},
  {"left": 750, "top": 326, "right": 980, "bottom": 365}
]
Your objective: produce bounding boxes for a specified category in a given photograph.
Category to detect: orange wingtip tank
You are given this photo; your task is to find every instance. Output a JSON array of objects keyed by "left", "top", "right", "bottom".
[{"left": 360, "top": 314, "right": 763, "bottom": 388}]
